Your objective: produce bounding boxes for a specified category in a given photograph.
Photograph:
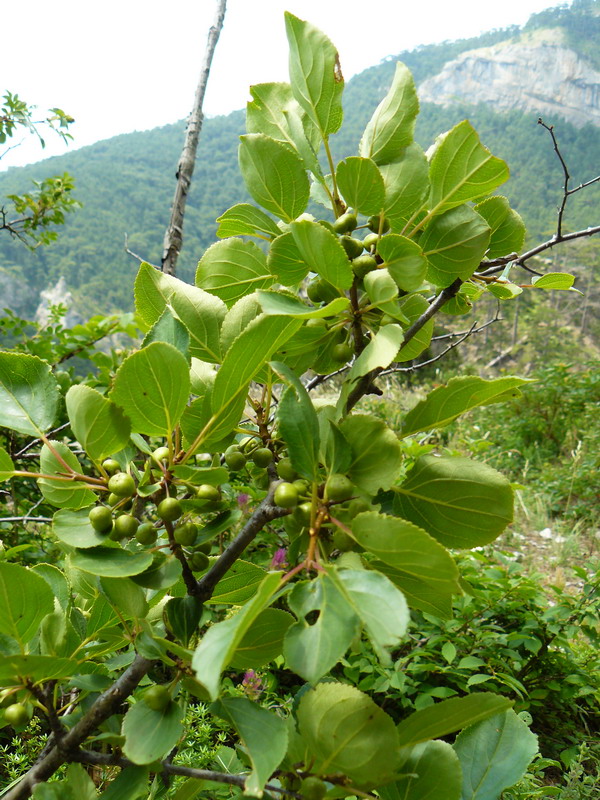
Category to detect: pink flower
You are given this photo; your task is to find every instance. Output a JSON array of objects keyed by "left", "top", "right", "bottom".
[
  {"left": 242, "top": 670, "right": 263, "bottom": 698},
  {"left": 237, "top": 493, "right": 250, "bottom": 511},
  {"left": 270, "top": 547, "right": 288, "bottom": 570}
]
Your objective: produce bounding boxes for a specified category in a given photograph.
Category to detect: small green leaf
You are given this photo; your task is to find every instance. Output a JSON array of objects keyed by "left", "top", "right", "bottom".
[
  {"left": 0, "top": 351, "right": 59, "bottom": 436},
  {"left": 339, "top": 415, "right": 402, "bottom": 493},
  {"left": 164, "top": 596, "right": 204, "bottom": 647},
  {"left": 71, "top": 546, "right": 153, "bottom": 577},
  {"left": 394, "top": 455, "right": 514, "bottom": 548},
  {"left": 290, "top": 219, "right": 353, "bottom": 290},
  {"left": 142, "top": 307, "right": 190, "bottom": 362},
  {"left": 272, "top": 361, "right": 320, "bottom": 482},
  {"left": 66, "top": 385, "right": 131, "bottom": 462},
  {"left": 257, "top": 290, "right": 349, "bottom": 319},
  {"left": 53, "top": 507, "right": 112, "bottom": 548},
  {"left": 397, "top": 693, "right": 513, "bottom": 746},
  {"left": 347, "top": 325, "right": 404, "bottom": 386},
  {"left": 239, "top": 133, "right": 309, "bottom": 222},
  {"left": 122, "top": 699, "right": 184, "bottom": 765},
  {"left": 267, "top": 231, "right": 310, "bottom": 286},
  {"left": 214, "top": 697, "right": 288, "bottom": 796},
  {"left": 377, "top": 234, "right": 428, "bottom": 292},
  {"left": 101, "top": 577, "right": 149, "bottom": 620},
  {"left": 421, "top": 205, "right": 491, "bottom": 288},
  {"left": 532, "top": 272, "right": 580, "bottom": 291},
  {"left": 0, "top": 655, "right": 84, "bottom": 685},
  {"left": 196, "top": 238, "right": 274, "bottom": 307},
  {"left": 0, "top": 446, "right": 15, "bottom": 481},
  {"left": 474, "top": 196, "right": 526, "bottom": 258},
  {"left": 381, "top": 144, "right": 429, "bottom": 225},
  {"left": 453, "top": 710, "right": 538, "bottom": 800},
  {"left": 207, "top": 560, "right": 267, "bottom": 605},
  {"left": 360, "top": 62, "right": 419, "bottom": 165},
  {"left": 0, "top": 562, "right": 55, "bottom": 646},
  {"left": 297, "top": 682, "right": 401, "bottom": 787},
  {"left": 336, "top": 157, "right": 385, "bottom": 214},
  {"left": 285, "top": 13, "right": 344, "bottom": 137},
  {"left": 230, "top": 608, "right": 294, "bottom": 669},
  {"left": 442, "top": 641, "right": 457, "bottom": 664},
  {"left": 216, "top": 203, "right": 280, "bottom": 239},
  {"left": 98, "top": 766, "right": 150, "bottom": 800},
  {"left": 110, "top": 342, "right": 190, "bottom": 437},
  {"left": 38, "top": 442, "right": 97, "bottom": 509},
  {"left": 379, "top": 741, "right": 462, "bottom": 800}
]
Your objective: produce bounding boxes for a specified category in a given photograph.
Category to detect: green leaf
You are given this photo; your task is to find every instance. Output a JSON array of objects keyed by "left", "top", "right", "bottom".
[
  {"left": 0, "top": 562, "right": 55, "bottom": 646},
  {"left": 267, "top": 231, "right": 310, "bottom": 286},
  {"left": 486, "top": 282, "right": 523, "bottom": 300},
  {"left": 428, "top": 121, "right": 509, "bottom": 216},
  {"left": 290, "top": 219, "right": 353, "bottom": 290},
  {"left": 421, "top": 205, "right": 491, "bottom": 288},
  {"left": 272, "top": 361, "right": 320, "bottom": 482},
  {"left": 71, "top": 546, "right": 153, "bottom": 577},
  {"left": 214, "top": 697, "right": 288, "bottom": 796},
  {"left": 397, "top": 693, "right": 513, "bottom": 746},
  {"left": 453, "top": 710, "right": 538, "bottom": 800},
  {"left": 359, "top": 62, "right": 419, "bottom": 165},
  {"left": 53, "top": 507, "right": 113, "bottom": 548},
  {"left": 347, "top": 324, "right": 404, "bottom": 386},
  {"left": 207, "top": 560, "right": 267, "bottom": 605},
  {"left": 172, "top": 465, "right": 229, "bottom": 487},
  {"left": 379, "top": 741, "right": 462, "bottom": 800},
  {"left": 474, "top": 196, "right": 526, "bottom": 258},
  {"left": 381, "top": 144, "right": 429, "bottom": 225},
  {"left": 192, "top": 573, "right": 281, "bottom": 700},
  {"left": 377, "top": 234, "right": 428, "bottom": 292},
  {"left": 336, "top": 157, "right": 385, "bottom": 215},
  {"left": 0, "top": 446, "right": 15, "bottom": 481},
  {"left": 297, "top": 682, "right": 401, "bottom": 787},
  {"left": 0, "top": 655, "right": 84, "bottom": 685},
  {"left": 257, "top": 290, "right": 349, "bottom": 319},
  {"left": 196, "top": 238, "right": 274, "bottom": 308},
  {"left": 32, "top": 564, "right": 70, "bottom": 610},
  {"left": 122, "top": 699, "right": 184, "bottom": 765},
  {"left": 394, "top": 455, "right": 513, "bottom": 548},
  {"left": 164, "top": 596, "right": 204, "bottom": 647},
  {"left": 334, "top": 568, "right": 409, "bottom": 664},
  {"left": 65, "top": 385, "right": 131, "bottom": 462},
  {"left": 229, "top": 608, "right": 294, "bottom": 669},
  {"left": 339, "top": 415, "right": 402, "bottom": 493},
  {"left": 216, "top": 203, "right": 280, "bottom": 239},
  {"left": 285, "top": 12, "right": 344, "bottom": 137},
  {"left": 284, "top": 573, "right": 359, "bottom": 684},
  {"left": 38, "top": 442, "right": 97, "bottom": 509},
  {"left": 135, "top": 262, "right": 226, "bottom": 363},
  {"left": 0, "top": 351, "right": 59, "bottom": 435},
  {"left": 99, "top": 766, "right": 150, "bottom": 800},
  {"left": 442, "top": 642, "right": 457, "bottom": 664},
  {"left": 142, "top": 307, "right": 190, "bottom": 362},
  {"left": 395, "top": 294, "right": 435, "bottom": 362},
  {"left": 110, "top": 342, "right": 190, "bottom": 437},
  {"left": 239, "top": 133, "right": 309, "bottom": 222},
  {"left": 532, "top": 272, "right": 580, "bottom": 291},
  {"left": 401, "top": 376, "right": 532, "bottom": 437},
  {"left": 101, "top": 577, "right": 149, "bottom": 620},
  {"left": 350, "top": 511, "right": 460, "bottom": 618}
]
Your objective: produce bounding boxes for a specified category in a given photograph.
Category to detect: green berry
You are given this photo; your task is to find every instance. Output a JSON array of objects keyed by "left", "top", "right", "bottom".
[
  {"left": 4, "top": 703, "right": 29, "bottom": 727},
  {"left": 339, "top": 235, "right": 364, "bottom": 260},
  {"left": 306, "top": 317, "right": 328, "bottom": 329},
  {"left": 325, "top": 474, "right": 354, "bottom": 503},
  {"left": 152, "top": 446, "right": 170, "bottom": 465},
  {"left": 196, "top": 484, "right": 221, "bottom": 502},
  {"left": 157, "top": 497, "right": 183, "bottom": 522},
  {"left": 112, "top": 514, "right": 139, "bottom": 539},
  {"left": 143, "top": 685, "right": 171, "bottom": 712},
  {"left": 190, "top": 551, "right": 210, "bottom": 572},
  {"left": 89, "top": 505, "right": 113, "bottom": 534},
  {"left": 102, "top": 458, "right": 121, "bottom": 475},
  {"left": 306, "top": 279, "right": 325, "bottom": 304},
  {"left": 274, "top": 482, "right": 299, "bottom": 508},
  {"left": 348, "top": 498, "right": 370, "bottom": 518},
  {"left": 351, "top": 254, "right": 378, "bottom": 278},
  {"left": 251, "top": 447, "right": 273, "bottom": 468},
  {"left": 367, "top": 214, "right": 390, "bottom": 233},
  {"left": 293, "top": 479, "right": 310, "bottom": 496},
  {"left": 332, "top": 212, "right": 358, "bottom": 234},
  {"left": 277, "top": 458, "right": 297, "bottom": 482},
  {"left": 107, "top": 472, "right": 136, "bottom": 498},
  {"left": 333, "top": 529, "right": 355, "bottom": 552},
  {"left": 362, "top": 232, "right": 380, "bottom": 250},
  {"left": 300, "top": 776, "right": 327, "bottom": 800},
  {"left": 225, "top": 451, "right": 246, "bottom": 471},
  {"left": 194, "top": 539, "right": 212, "bottom": 555},
  {"left": 107, "top": 493, "right": 121, "bottom": 507},
  {"left": 331, "top": 343, "right": 353, "bottom": 363},
  {"left": 294, "top": 501, "right": 313, "bottom": 527},
  {"left": 136, "top": 522, "right": 158, "bottom": 545},
  {"left": 174, "top": 522, "right": 198, "bottom": 547}
]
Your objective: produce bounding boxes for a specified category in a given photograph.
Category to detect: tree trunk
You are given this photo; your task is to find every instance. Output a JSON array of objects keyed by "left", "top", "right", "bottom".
[{"left": 161, "top": 0, "right": 227, "bottom": 276}]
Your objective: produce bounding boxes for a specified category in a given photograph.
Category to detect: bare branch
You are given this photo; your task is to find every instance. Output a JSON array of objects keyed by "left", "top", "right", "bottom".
[{"left": 124, "top": 233, "right": 158, "bottom": 268}]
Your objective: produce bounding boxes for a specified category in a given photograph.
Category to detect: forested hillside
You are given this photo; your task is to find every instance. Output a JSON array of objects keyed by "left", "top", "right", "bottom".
[{"left": 1, "top": 0, "right": 600, "bottom": 315}]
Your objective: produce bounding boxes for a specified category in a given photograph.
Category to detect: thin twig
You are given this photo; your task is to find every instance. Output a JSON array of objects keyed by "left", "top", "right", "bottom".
[
  {"left": 14, "top": 423, "right": 70, "bottom": 458},
  {"left": 124, "top": 233, "right": 158, "bottom": 268}
]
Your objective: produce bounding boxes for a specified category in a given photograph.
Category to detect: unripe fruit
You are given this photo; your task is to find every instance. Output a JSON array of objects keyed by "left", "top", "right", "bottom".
[
  {"left": 325, "top": 474, "right": 354, "bottom": 503},
  {"left": 102, "top": 458, "right": 121, "bottom": 475},
  {"left": 4, "top": 703, "right": 29, "bottom": 727},
  {"left": 174, "top": 522, "right": 198, "bottom": 547},
  {"left": 277, "top": 458, "right": 297, "bottom": 482},
  {"left": 306, "top": 317, "right": 328, "bottom": 329},
  {"left": 293, "top": 479, "right": 310, "bottom": 496},
  {"left": 300, "top": 776, "right": 327, "bottom": 800},
  {"left": 107, "top": 493, "right": 121, "bottom": 507},
  {"left": 190, "top": 551, "right": 210, "bottom": 572},
  {"left": 362, "top": 232, "right": 380, "bottom": 250},
  {"left": 306, "top": 279, "right": 324, "bottom": 303},
  {"left": 107, "top": 472, "right": 136, "bottom": 498},
  {"left": 274, "top": 482, "right": 299, "bottom": 508},
  {"left": 294, "top": 501, "right": 313, "bottom": 527},
  {"left": 351, "top": 254, "right": 378, "bottom": 279},
  {"left": 348, "top": 498, "right": 370, "bottom": 518},
  {"left": 331, "top": 343, "right": 353, "bottom": 363},
  {"left": 136, "top": 522, "right": 158, "bottom": 545},
  {"left": 339, "top": 235, "right": 364, "bottom": 260},
  {"left": 157, "top": 497, "right": 183, "bottom": 522},
  {"left": 112, "top": 514, "right": 139, "bottom": 539},
  {"left": 89, "top": 505, "right": 113, "bottom": 534},
  {"left": 196, "top": 484, "right": 221, "bottom": 502},
  {"left": 306, "top": 278, "right": 338, "bottom": 304},
  {"left": 152, "top": 446, "right": 170, "bottom": 465},
  {"left": 332, "top": 212, "right": 358, "bottom": 234},
  {"left": 251, "top": 447, "right": 273, "bottom": 468},
  {"left": 143, "top": 685, "right": 171, "bottom": 712},
  {"left": 367, "top": 214, "right": 390, "bottom": 233},
  {"left": 333, "top": 528, "right": 356, "bottom": 552},
  {"left": 225, "top": 451, "right": 246, "bottom": 471},
  {"left": 195, "top": 539, "right": 212, "bottom": 555}
]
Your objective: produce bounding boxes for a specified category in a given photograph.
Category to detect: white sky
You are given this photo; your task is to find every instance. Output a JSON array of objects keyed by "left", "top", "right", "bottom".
[{"left": 1, "top": 0, "right": 557, "bottom": 171}]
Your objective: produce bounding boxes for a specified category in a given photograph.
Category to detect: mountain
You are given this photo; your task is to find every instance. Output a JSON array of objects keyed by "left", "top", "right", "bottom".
[{"left": 1, "top": 0, "right": 599, "bottom": 317}]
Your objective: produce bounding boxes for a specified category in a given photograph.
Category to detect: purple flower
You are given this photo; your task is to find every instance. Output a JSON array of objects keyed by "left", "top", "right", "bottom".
[
  {"left": 237, "top": 493, "right": 250, "bottom": 511},
  {"left": 270, "top": 547, "right": 288, "bottom": 570},
  {"left": 242, "top": 670, "right": 263, "bottom": 698}
]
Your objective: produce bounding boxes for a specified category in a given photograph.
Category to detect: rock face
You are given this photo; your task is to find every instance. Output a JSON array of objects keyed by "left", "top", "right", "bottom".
[{"left": 419, "top": 31, "right": 600, "bottom": 128}]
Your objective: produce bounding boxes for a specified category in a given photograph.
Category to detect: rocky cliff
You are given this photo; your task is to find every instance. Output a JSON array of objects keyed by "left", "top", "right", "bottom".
[{"left": 418, "top": 29, "right": 600, "bottom": 128}]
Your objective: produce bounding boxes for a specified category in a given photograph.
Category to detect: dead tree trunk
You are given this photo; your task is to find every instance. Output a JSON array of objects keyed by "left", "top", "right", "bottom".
[{"left": 161, "top": 0, "right": 227, "bottom": 276}]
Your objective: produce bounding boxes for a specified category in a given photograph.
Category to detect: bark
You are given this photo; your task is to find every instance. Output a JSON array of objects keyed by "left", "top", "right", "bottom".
[{"left": 161, "top": 0, "right": 227, "bottom": 276}]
